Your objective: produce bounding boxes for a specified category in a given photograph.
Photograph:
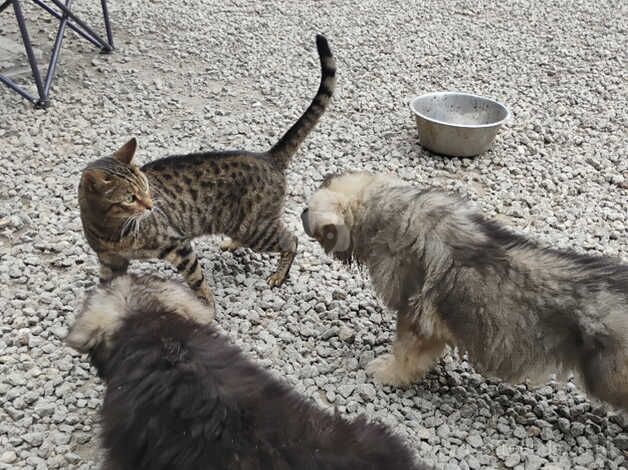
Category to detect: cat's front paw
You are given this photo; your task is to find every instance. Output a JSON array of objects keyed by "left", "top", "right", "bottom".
[
  {"left": 266, "top": 271, "right": 286, "bottom": 288},
  {"left": 195, "top": 287, "right": 216, "bottom": 321},
  {"left": 197, "top": 295, "right": 216, "bottom": 322},
  {"left": 220, "top": 238, "right": 241, "bottom": 252}
]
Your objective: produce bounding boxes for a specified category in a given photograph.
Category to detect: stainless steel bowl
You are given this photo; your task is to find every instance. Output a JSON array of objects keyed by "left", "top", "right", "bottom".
[{"left": 410, "top": 92, "right": 510, "bottom": 157}]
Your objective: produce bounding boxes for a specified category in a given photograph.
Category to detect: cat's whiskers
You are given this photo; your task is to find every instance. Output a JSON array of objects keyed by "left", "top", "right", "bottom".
[
  {"left": 121, "top": 213, "right": 144, "bottom": 239},
  {"left": 120, "top": 216, "right": 135, "bottom": 238},
  {"left": 135, "top": 211, "right": 150, "bottom": 237},
  {"left": 130, "top": 209, "right": 154, "bottom": 238}
]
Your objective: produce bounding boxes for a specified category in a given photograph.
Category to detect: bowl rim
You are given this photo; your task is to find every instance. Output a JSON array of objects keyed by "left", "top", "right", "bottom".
[{"left": 409, "top": 91, "right": 511, "bottom": 129}]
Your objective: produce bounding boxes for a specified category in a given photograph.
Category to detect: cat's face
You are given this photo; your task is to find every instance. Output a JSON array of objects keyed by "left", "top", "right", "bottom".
[{"left": 79, "top": 139, "right": 153, "bottom": 232}]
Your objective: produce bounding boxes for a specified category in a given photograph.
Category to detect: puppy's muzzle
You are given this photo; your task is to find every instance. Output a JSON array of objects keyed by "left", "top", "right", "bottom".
[{"left": 301, "top": 208, "right": 312, "bottom": 237}]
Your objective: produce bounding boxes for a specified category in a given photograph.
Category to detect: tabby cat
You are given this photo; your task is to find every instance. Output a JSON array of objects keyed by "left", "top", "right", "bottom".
[{"left": 78, "top": 35, "right": 336, "bottom": 314}]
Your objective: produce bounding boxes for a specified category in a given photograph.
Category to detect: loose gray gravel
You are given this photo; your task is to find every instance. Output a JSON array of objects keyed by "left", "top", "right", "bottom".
[{"left": 1, "top": 1, "right": 627, "bottom": 469}]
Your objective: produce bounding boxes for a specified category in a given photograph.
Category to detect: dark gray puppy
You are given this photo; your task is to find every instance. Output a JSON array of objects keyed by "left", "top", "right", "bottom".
[
  {"left": 66, "top": 274, "right": 428, "bottom": 470},
  {"left": 301, "top": 171, "right": 628, "bottom": 410}
]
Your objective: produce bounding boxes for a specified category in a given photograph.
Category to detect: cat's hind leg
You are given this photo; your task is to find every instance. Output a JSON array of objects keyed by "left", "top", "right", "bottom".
[
  {"left": 98, "top": 253, "right": 129, "bottom": 284},
  {"left": 159, "top": 240, "right": 215, "bottom": 317},
  {"left": 242, "top": 220, "right": 297, "bottom": 288}
]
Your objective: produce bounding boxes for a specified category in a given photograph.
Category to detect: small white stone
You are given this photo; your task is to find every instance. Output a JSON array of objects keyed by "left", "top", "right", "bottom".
[{"left": 0, "top": 451, "right": 17, "bottom": 464}]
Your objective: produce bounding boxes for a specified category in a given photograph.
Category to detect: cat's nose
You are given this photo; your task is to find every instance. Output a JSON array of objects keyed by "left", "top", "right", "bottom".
[{"left": 143, "top": 198, "right": 153, "bottom": 210}]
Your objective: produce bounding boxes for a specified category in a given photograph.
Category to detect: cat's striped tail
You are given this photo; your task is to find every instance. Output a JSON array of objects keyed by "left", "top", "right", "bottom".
[{"left": 269, "top": 34, "right": 336, "bottom": 169}]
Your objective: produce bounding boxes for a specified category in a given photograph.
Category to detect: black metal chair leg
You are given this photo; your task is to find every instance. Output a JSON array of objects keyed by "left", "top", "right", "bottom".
[
  {"left": 42, "top": 0, "right": 72, "bottom": 102},
  {"left": 45, "top": 0, "right": 113, "bottom": 51},
  {"left": 33, "top": 0, "right": 104, "bottom": 49},
  {"left": 0, "top": 0, "right": 114, "bottom": 107},
  {"left": 100, "top": 0, "right": 114, "bottom": 52},
  {"left": 13, "top": 0, "right": 48, "bottom": 106}
]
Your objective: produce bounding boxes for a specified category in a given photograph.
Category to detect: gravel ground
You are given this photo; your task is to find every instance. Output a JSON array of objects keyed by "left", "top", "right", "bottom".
[{"left": 1, "top": 1, "right": 627, "bottom": 469}]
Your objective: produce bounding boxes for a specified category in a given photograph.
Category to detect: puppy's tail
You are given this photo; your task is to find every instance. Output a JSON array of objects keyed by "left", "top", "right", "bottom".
[{"left": 269, "top": 34, "right": 336, "bottom": 170}]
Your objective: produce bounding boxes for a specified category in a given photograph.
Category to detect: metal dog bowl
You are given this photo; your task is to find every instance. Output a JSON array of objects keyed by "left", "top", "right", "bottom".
[{"left": 410, "top": 92, "right": 510, "bottom": 157}]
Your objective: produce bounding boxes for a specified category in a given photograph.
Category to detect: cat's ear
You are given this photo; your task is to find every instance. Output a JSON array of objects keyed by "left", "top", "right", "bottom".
[
  {"left": 113, "top": 138, "right": 137, "bottom": 164},
  {"left": 81, "top": 169, "right": 111, "bottom": 192}
]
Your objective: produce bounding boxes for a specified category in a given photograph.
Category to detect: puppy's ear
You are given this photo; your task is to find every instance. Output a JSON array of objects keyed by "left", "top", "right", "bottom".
[
  {"left": 320, "top": 222, "right": 351, "bottom": 253},
  {"left": 66, "top": 283, "right": 128, "bottom": 353},
  {"left": 113, "top": 138, "right": 137, "bottom": 164},
  {"left": 66, "top": 319, "right": 111, "bottom": 379},
  {"left": 320, "top": 223, "right": 337, "bottom": 242},
  {"left": 65, "top": 318, "right": 103, "bottom": 353}
]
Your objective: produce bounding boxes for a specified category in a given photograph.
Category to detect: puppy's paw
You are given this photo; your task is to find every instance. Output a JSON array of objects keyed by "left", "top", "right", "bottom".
[{"left": 366, "top": 354, "right": 414, "bottom": 386}]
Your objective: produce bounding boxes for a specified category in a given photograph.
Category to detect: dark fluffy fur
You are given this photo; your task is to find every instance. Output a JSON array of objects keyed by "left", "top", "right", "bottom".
[{"left": 67, "top": 275, "right": 427, "bottom": 470}]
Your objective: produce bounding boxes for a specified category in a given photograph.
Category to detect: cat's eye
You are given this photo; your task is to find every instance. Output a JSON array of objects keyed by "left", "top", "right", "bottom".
[{"left": 125, "top": 194, "right": 135, "bottom": 204}]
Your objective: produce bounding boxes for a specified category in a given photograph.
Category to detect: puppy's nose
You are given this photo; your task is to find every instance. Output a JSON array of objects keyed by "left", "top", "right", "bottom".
[{"left": 301, "top": 208, "right": 312, "bottom": 236}]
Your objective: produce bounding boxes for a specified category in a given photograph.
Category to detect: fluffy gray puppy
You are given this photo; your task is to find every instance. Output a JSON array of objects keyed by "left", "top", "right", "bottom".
[{"left": 301, "top": 171, "right": 628, "bottom": 410}]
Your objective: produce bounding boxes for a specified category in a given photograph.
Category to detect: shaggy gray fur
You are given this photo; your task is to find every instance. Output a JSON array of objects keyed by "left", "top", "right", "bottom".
[{"left": 303, "top": 173, "right": 628, "bottom": 410}]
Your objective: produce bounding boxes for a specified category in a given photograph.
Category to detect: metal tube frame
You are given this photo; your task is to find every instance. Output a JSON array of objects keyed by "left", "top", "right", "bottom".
[{"left": 0, "top": 0, "right": 114, "bottom": 108}]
